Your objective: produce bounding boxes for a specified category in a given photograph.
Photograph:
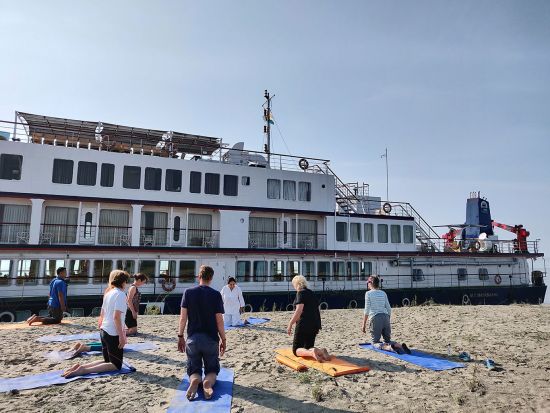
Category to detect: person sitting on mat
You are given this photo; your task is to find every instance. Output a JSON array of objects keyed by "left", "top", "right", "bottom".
[
  {"left": 177, "top": 265, "right": 227, "bottom": 401},
  {"left": 125, "top": 273, "right": 148, "bottom": 335},
  {"left": 62, "top": 270, "right": 130, "bottom": 378},
  {"left": 27, "top": 267, "right": 68, "bottom": 325},
  {"left": 287, "top": 275, "right": 331, "bottom": 362},
  {"left": 362, "top": 275, "right": 411, "bottom": 354},
  {"left": 220, "top": 277, "right": 247, "bottom": 327}
]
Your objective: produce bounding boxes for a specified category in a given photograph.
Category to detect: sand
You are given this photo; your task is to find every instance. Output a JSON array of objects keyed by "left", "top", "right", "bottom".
[{"left": 1, "top": 304, "right": 549, "bottom": 412}]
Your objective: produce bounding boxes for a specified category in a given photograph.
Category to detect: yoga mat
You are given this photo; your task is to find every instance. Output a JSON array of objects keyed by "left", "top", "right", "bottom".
[
  {"left": 275, "top": 348, "right": 370, "bottom": 377},
  {"left": 225, "top": 317, "right": 270, "bottom": 331},
  {"left": 0, "top": 320, "right": 74, "bottom": 330},
  {"left": 37, "top": 332, "right": 101, "bottom": 343},
  {"left": 358, "top": 343, "right": 465, "bottom": 371},
  {"left": 0, "top": 363, "right": 135, "bottom": 392},
  {"left": 43, "top": 341, "right": 158, "bottom": 362},
  {"left": 276, "top": 354, "right": 308, "bottom": 372},
  {"left": 167, "top": 367, "right": 234, "bottom": 413}
]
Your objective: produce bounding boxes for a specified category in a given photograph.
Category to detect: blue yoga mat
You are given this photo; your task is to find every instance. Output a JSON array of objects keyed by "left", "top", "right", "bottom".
[
  {"left": 37, "top": 332, "right": 101, "bottom": 343},
  {"left": 359, "top": 343, "right": 465, "bottom": 371},
  {"left": 0, "top": 363, "right": 135, "bottom": 392},
  {"left": 167, "top": 367, "right": 234, "bottom": 413},
  {"left": 43, "top": 341, "right": 158, "bottom": 362},
  {"left": 225, "top": 317, "right": 270, "bottom": 331}
]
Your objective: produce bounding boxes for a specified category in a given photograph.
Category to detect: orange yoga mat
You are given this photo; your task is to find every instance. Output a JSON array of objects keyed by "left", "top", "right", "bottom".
[
  {"left": 276, "top": 354, "right": 309, "bottom": 372},
  {"left": 275, "top": 348, "right": 370, "bottom": 377},
  {"left": 0, "top": 319, "right": 73, "bottom": 330}
]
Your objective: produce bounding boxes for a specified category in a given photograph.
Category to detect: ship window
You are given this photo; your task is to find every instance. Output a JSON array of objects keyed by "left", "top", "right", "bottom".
[
  {"left": 141, "top": 211, "right": 168, "bottom": 246},
  {"left": 116, "top": 260, "right": 135, "bottom": 274},
  {"left": 403, "top": 225, "right": 414, "bottom": 244},
  {"left": 43, "top": 259, "right": 65, "bottom": 285},
  {"left": 123, "top": 166, "right": 141, "bottom": 189},
  {"left": 364, "top": 223, "right": 374, "bottom": 243},
  {"left": 377, "top": 224, "right": 388, "bottom": 243},
  {"left": 165, "top": 169, "right": 182, "bottom": 192},
  {"left": 0, "top": 204, "right": 31, "bottom": 243},
  {"left": 0, "top": 259, "right": 13, "bottom": 285},
  {"left": 457, "top": 268, "right": 468, "bottom": 281},
  {"left": 267, "top": 179, "right": 281, "bottom": 199},
  {"left": 336, "top": 222, "right": 347, "bottom": 242},
  {"left": 391, "top": 225, "right": 401, "bottom": 243},
  {"left": 253, "top": 261, "right": 268, "bottom": 281},
  {"left": 360, "top": 261, "right": 373, "bottom": 280},
  {"left": 44, "top": 206, "right": 78, "bottom": 244},
  {"left": 270, "top": 260, "right": 284, "bottom": 282},
  {"left": 100, "top": 163, "right": 115, "bottom": 187},
  {"left": 318, "top": 261, "right": 330, "bottom": 281},
  {"left": 93, "top": 259, "right": 113, "bottom": 284},
  {"left": 302, "top": 261, "right": 315, "bottom": 280},
  {"left": 223, "top": 175, "right": 238, "bottom": 196},
  {"left": 16, "top": 259, "right": 39, "bottom": 285},
  {"left": 350, "top": 223, "right": 362, "bottom": 242},
  {"left": 159, "top": 260, "right": 176, "bottom": 283},
  {"left": 347, "top": 261, "right": 360, "bottom": 280},
  {"left": 287, "top": 261, "right": 300, "bottom": 280},
  {"left": 249, "top": 217, "right": 278, "bottom": 248},
  {"left": 298, "top": 182, "right": 311, "bottom": 201},
  {"left": 236, "top": 261, "right": 251, "bottom": 282},
  {"left": 179, "top": 260, "right": 196, "bottom": 283},
  {"left": 412, "top": 269, "right": 425, "bottom": 281},
  {"left": 283, "top": 180, "right": 296, "bottom": 201},
  {"left": 139, "top": 260, "right": 156, "bottom": 280},
  {"left": 98, "top": 209, "right": 129, "bottom": 245},
  {"left": 52, "top": 159, "right": 73, "bottom": 184},
  {"left": 77, "top": 161, "right": 97, "bottom": 186},
  {"left": 189, "top": 171, "right": 201, "bottom": 193},
  {"left": 144, "top": 167, "right": 162, "bottom": 191},
  {"left": 478, "top": 268, "right": 489, "bottom": 281},
  {"left": 83, "top": 212, "right": 93, "bottom": 239},
  {"left": 333, "top": 262, "right": 345, "bottom": 280},
  {"left": 187, "top": 214, "right": 212, "bottom": 246},
  {"left": 68, "top": 259, "right": 89, "bottom": 284},
  {"left": 0, "top": 154, "right": 23, "bottom": 180},
  {"left": 205, "top": 173, "right": 220, "bottom": 195},
  {"left": 242, "top": 176, "right": 250, "bottom": 186},
  {"left": 173, "top": 216, "right": 181, "bottom": 242},
  {"left": 298, "top": 219, "right": 317, "bottom": 249}
]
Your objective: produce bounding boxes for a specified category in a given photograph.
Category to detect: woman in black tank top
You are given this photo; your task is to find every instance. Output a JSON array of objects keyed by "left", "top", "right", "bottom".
[{"left": 125, "top": 273, "right": 149, "bottom": 335}]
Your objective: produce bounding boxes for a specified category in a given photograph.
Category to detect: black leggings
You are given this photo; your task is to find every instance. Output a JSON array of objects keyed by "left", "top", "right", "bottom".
[
  {"left": 100, "top": 329, "right": 123, "bottom": 370},
  {"left": 292, "top": 327, "right": 319, "bottom": 356}
]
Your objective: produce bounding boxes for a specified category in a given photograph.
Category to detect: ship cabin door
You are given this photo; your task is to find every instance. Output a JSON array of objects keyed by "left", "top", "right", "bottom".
[
  {"left": 282, "top": 217, "right": 296, "bottom": 249},
  {"left": 80, "top": 207, "right": 96, "bottom": 244},
  {"left": 209, "top": 261, "right": 226, "bottom": 291}
]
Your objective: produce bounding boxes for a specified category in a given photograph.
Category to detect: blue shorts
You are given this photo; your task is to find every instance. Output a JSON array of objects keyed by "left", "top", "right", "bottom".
[{"left": 186, "top": 333, "right": 220, "bottom": 376}]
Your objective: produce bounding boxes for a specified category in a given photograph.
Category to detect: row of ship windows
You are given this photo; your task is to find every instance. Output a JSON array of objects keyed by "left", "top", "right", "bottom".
[{"left": 336, "top": 222, "right": 415, "bottom": 244}]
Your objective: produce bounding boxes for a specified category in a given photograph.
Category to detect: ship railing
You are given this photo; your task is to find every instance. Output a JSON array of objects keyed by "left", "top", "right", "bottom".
[
  {"left": 139, "top": 227, "right": 170, "bottom": 246},
  {"left": 40, "top": 224, "right": 79, "bottom": 244},
  {"left": 96, "top": 226, "right": 132, "bottom": 246},
  {"left": 187, "top": 229, "right": 220, "bottom": 248},
  {"left": 418, "top": 237, "right": 539, "bottom": 254},
  {"left": 0, "top": 119, "right": 32, "bottom": 143},
  {"left": 248, "top": 231, "right": 327, "bottom": 249},
  {"left": 0, "top": 222, "right": 31, "bottom": 244}
]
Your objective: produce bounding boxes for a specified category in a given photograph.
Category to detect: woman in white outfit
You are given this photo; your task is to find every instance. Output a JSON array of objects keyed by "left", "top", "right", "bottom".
[{"left": 220, "top": 277, "right": 246, "bottom": 326}]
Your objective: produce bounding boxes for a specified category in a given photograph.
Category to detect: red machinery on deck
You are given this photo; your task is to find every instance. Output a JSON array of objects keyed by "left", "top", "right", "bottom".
[{"left": 492, "top": 221, "right": 530, "bottom": 253}]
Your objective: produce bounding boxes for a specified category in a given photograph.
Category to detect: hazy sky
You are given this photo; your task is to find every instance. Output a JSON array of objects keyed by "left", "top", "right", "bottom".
[{"left": 1, "top": 1, "right": 549, "bottom": 276}]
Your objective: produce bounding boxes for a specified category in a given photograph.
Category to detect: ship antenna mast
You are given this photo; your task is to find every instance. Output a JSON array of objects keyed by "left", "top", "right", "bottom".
[{"left": 263, "top": 90, "right": 273, "bottom": 165}]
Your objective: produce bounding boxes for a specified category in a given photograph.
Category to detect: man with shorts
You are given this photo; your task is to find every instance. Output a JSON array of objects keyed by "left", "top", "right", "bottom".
[
  {"left": 27, "top": 267, "right": 68, "bottom": 325},
  {"left": 177, "top": 265, "right": 226, "bottom": 401}
]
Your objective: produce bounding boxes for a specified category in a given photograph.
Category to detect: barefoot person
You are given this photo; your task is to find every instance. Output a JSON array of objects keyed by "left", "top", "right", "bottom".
[
  {"left": 177, "top": 265, "right": 226, "bottom": 401},
  {"left": 125, "top": 273, "right": 148, "bottom": 335},
  {"left": 287, "top": 275, "right": 331, "bottom": 362},
  {"left": 220, "top": 277, "right": 246, "bottom": 327},
  {"left": 62, "top": 270, "right": 130, "bottom": 378},
  {"left": 362, "top": 275, "right": 411, "bottom": 354},
  {"left": 27, "top": 267, "right": 68, "bottom": 325}
]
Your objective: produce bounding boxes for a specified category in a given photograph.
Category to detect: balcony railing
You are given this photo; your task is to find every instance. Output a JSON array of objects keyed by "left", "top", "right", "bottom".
[
  {"left": 0, "top": 223, "right": 31, "bottom": 244},
  {"left": 40, "top": 224, "right": 78, "bottom": 244},
  {"left": 248, "top": 231, "right": 327, "bottom": 249},
  {"left": 96, "top": 226, "right": 131, "bottom": 246},
  {"left": 140, "top": 228, "right": 169, "bottom": 246},
  {"left": 187, "top": 229, "right": 220, "bottom": 248},
  {"left": 419, "top": 237, "right": 540, "bottom": 255}
]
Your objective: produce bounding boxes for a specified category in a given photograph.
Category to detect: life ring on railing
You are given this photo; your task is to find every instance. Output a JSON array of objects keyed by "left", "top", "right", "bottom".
[
  {"left": 244, "top": 304, "right": 253, "bottom": 313},
  {"left": 348, "top": 300, "right": 358, "bottom": 309},
  {"left": 161, "top": 278, "right": 176, "bottom": 292},
  {"left": 462, "top": 294, "right": 471, "bottom": 305},
  {"left": 298, "top": 158, "right": 309, "bottom": 171},
  {"left": 402, "top": 297, "right": 410, "bottom": 307},
  {"left": 0, "top": 311, "right": 15, "bottom": 322},
  {"left": 494, "top": 275, "right": 502, "bottom": 285},
  {"left": 286, "top": 303, "right": 295, "bottom": 311},
  {"left": 382, "top": 203, "right": 392, "bottom": 214},
  {"left": 319, "top": 302, "right": 329, "bottom": 311}
]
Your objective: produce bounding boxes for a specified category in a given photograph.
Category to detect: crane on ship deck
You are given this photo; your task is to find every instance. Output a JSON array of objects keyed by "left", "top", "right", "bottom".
[{"left": 491, "top": 221, "right": 530, "bottom": 253}]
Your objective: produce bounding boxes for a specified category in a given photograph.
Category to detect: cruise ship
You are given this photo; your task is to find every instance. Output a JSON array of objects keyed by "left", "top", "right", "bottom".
[{"left": 0, "top": 98, "right": 546, "bottom": 321}]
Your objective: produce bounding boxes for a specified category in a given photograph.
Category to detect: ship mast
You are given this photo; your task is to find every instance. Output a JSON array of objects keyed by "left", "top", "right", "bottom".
[{"left": 263, "top": 90, "right": 273, "bottom": 165}]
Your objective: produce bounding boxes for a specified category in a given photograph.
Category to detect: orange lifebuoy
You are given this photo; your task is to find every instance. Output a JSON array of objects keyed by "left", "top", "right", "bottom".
[
  {"left": 161, "top": 277, "right": 176, "bottom": 292},
  {"left": 494, "top": 275, "right": 502, "bottom": 285}
]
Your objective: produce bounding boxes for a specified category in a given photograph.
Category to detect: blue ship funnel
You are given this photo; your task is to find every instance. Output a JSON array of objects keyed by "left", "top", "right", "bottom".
[{"left": 464, "top": 193, "right": 494, "bottom": 239}]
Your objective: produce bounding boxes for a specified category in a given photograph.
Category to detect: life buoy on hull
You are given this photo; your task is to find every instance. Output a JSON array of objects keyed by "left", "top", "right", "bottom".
[
  {"left": 494, "top": 275, "right": 502, "bottom": 285},
  {"left": 161, "top": 278, "right": 176, "bottom": 292},
  {"left": 462, "top": 294, "right": 471, "bottom": 305},
  {"left": 286, "top": 303, "right": 295, "bottom": 311},
  {"left": 402, "top": 298, "right": 410, "bottom": 307},
  {"left": 0, "top": 311, "right": 15, "bottom": 322},
  {"left": 348, "top": 300, "right": 358, "bottom": 309},
  {"left": 244, "top": 304, "right": 253, "bottom": 313},
  {"left": 298, "top": 158, "right": 309, "bottom": 170},
  {"left": 319, "top": 302, "right": 329, "bottom": 311}
]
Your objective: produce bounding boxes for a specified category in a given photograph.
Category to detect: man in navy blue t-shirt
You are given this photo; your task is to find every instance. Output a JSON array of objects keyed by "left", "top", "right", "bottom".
[
  {"left": 177, "top": 265, "right": 226, "bottom": 401},
  {"left": 27, "top": 267, "right": 68, "bottom": 325}
]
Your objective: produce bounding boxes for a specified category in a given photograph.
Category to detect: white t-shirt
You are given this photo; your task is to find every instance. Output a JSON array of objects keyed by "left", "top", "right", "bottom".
[
  {"left": 220, "top": 284, "right": 245, "bottom": 314},
  {"left": 100, "top": 288, "right": 127, "bottom": 336}
]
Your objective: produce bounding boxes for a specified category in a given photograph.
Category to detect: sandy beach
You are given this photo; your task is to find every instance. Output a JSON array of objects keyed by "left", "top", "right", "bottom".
[{"left": 1, "top": 304, "right": 549, "bottom": 412}]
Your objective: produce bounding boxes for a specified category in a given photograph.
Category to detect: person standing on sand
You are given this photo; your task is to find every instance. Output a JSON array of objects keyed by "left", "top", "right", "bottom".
[
  {"left": 177, "top": 265, "right": 227, "bottom": 401},
  {"left": 287, "top": 275, "right": 331, "bottom": 362},
  {"left": 125, "top": 273, "right": 148, "bottom": 335},
  {"left": 27, "top": 267, "right": 68, "bottom": 325},
  {"left": 362, "top": 275, "right": 411, "bottom": 354},
  {"left": 220, "top": 277, "right": 246, "bottom": 327}
]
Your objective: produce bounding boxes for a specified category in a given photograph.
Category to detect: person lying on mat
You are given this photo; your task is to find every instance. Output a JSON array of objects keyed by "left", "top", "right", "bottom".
[
  {"left": 63, "top": 341, "right": 103, "bottom": 358},
  {"left": 177, "top": 265, "right": 227, "bottom": 401},
  {"left": 361, "top": 275, "right": 411, "bottom": 355},
  {"left": 220, "top": 277, "right": 247, "bottom": 327},
  {"left": 125, "top": 273, "right": 149, "bottom": 335},
  {"left": 62, "top": 270, "right": 130, "bottom": 378},
  {"left": 27, "top": 267, "right": 68, "bottom": 325},
  {"left": 287, "top": 275, "right": 331, "bottom": 362}
]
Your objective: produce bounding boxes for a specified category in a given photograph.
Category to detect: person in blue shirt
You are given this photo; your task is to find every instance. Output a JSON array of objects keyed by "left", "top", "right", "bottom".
[{"left": 27, "top": 267, "right": 68, "bottom": 325}]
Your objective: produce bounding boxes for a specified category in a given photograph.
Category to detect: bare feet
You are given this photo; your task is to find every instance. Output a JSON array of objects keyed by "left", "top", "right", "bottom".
[
  {"left": 203, "top": 373, "right": 217, "bottom": 400},
  {"left": 186, "top": 376, "right": 200, "bottom": 401},
  {"left": 26, "top": 315, "right": 37, "bottom": 325},
  {"left": 61, "top": 364, "right": 82, "bottom": 378},
  {"left": 321, "top": 348, "right": 331, "bottom": 361},
  {"left": 313, "top": 348, "right": 325, "bottom": 362}
]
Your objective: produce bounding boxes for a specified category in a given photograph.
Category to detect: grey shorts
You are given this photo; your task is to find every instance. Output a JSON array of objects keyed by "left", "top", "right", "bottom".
[
  {"left": 369, "top": 313, "right": 391, "bottom": 344},
  {"left": 186, "top": 333, "right": 220, "bottom": 377}
]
